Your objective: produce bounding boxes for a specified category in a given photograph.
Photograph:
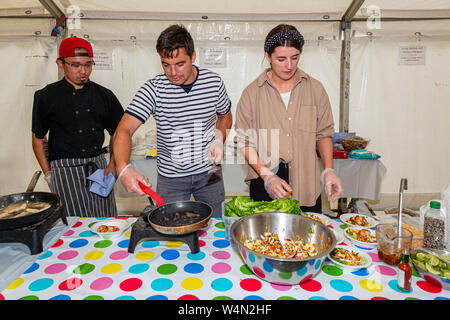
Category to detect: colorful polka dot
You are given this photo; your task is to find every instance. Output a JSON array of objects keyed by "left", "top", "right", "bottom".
[
  {"left": 322, "top": 264, "right": 343, "bottom": 276},
  {"left": 94, "top": 240, "right": 112, "bottom": 248},
  {"left": 187, "top": 251, "right": 206, "bottom": 261},
  {"left": 388, "top": 279, "right": 413, "bottom": 294},
  {"left": 69, "top": 239, "right": 88, "bottom": 248},
  {"left": 84, "top": 250, "right": 104, "bottom": 260},
  {"left": 119, "top": 278, "right": 142, "bottom": 292},
  {"left": 28, "top": 278, "right": 54, "bottom": 291},
  {"left": 300, "top": 279, "right": 322, "bottom": 292},
  {"left": 271, "top": 283, "right": 292, "bottom": 291},
  {"left": 157, "top": 264, "right": 177, "bottom": 275},
  {"left": 58, "top": 277, "right": 83, "bottom": 291},
  {"left": 211, "top": 278, "right": 233, "bottom": 292},
  {"left": 136, "top": 251, "right": 155, "bottom": 261},
  {"left": 359, "top": 279, "right": 383, "bottom": 293},
  {"left": 178, "top": 294, "right": 199, "bottom": 300},
  {"left": 151, "top": 278, "right": 173, "bottom": 291},
  {"left": 184, "top": 263, "right": 204, "bottom": 274},
  {"left": 161, "top": 249, "right": 180, "bottom": 260},
  {"left": 73, "top": 263, "right": 95, "bottom": 275},
  {"left": 181, "top": 277, "right": 203, "bottom": 290},
  {"left": 330, "top": 279, "right": 353, "bottom": 292},
  {"left": 57, "top": 250, "right": 78, "bottom": 260},
  {"left": 211, "top": 262, "right": 231, "bottom": 274},
  {"left": 375, "top": 265, "right": 397, "bottom": 276},
  {"left": 212, "top": 239, "right": 229, "bottom": 249},
  {"left": 166, "top": 240, "right": 183, "bottom": 248},
  {"left": 128, "top": 263, "right": 150, "bottom": 274},
  {"left": 212, "top": 250, "right": 230, "bottom": 260},
  {"left": 24, "top": 263, "right": 39, "bottom": 274},
  {"left": 44, "top": 263, "right": 67, "bottom": 275},
  {"left": 101, "top": 263, "right": 122, "bottom": 274},
  {"left": 109, "top": 250, "right": 129, "bottom": 260},
  {"left": 240, "top": 278, "right": 262, "bottom": 292},
  {"left": 416, "top": 280, "right": 442, "bottom": 294},
  {"left": 6, "top": 278, "right": 24, "bottom": 290},
  {"left": 142, "top": 240, "right": 159, "bottom": 248},
  {"left": 90, "top": 277, "right": 113, "bottom": 291}
]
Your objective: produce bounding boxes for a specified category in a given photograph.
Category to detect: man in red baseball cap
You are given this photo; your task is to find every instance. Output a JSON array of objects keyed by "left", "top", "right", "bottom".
[{"left": 31, "top": 37, "right": 124, "bottom": 217}]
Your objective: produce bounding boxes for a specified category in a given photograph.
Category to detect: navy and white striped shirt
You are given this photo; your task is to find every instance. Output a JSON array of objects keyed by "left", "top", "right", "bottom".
[{"left": 126, "top": 66, "right": 231, "bottom": 177}]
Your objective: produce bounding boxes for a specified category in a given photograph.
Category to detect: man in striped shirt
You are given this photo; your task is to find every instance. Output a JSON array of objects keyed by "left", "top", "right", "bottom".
[{"left": 114, "top": 25, "right": 232, "bottom": 217}]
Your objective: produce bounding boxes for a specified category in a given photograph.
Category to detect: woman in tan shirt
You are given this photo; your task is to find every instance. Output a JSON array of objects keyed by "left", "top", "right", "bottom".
[{"left": 235, "top": 24, "right": 343, "bottom": 213}]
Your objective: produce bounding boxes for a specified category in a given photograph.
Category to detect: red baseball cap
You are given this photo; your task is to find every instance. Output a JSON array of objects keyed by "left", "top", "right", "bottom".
[{"left": 59, "top": 37, "right": 93, "bottom": 58}]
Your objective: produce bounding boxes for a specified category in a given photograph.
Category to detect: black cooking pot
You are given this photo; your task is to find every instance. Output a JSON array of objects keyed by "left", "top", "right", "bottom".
[{"left": 0, "top": 171, "right": 62, "bottom": 230}]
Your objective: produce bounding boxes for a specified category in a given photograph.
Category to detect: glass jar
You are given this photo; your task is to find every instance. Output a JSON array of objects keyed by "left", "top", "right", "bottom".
[
  {"left": 376, "top": 224, "right": 413, "bottom": 266},
  {"left": 423, "top": 201, "right": 445, "bottom": 250}
]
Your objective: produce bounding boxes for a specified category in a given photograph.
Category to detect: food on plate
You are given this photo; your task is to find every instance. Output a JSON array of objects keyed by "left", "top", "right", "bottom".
[
  {"left": 97, "top": 225, "right": 120, "bottom": 233},
  {"left": 330, "top": 247, "right": 366, "bottom": 266},
  {"left": 344, "top": 215, "right": 372, "bottom": 227},
  {"left": 224, "top": 196, "right": 302, "bottom": 217},
  {"left": 346, "top": 227, "right": 376, "bottom": 244},
  {"left": 243, "top": 231, "right": 317, "bottom": 258},
  {"left": 303, "top": 212, "right": 330, "bottom": 226},
  {"left": 411, "top": 250, "right": 450, "bottom": 279},
  {"left": 0, "top": 201, "right": 51, "bottom": 219}
]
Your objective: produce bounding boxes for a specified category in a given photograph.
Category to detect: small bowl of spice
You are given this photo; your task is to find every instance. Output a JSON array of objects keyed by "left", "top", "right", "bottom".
[{"left": 90, "top": 218, "right": 130, "bottom": 240}]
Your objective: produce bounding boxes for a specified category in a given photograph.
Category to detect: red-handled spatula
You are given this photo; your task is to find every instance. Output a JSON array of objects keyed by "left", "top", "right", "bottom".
[{"left": 138, "top": 182, "right": 165, "bottom": 207}]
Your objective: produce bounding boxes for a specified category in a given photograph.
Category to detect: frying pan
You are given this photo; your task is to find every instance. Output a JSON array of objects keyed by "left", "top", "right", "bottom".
[
  {"left": 0, "top": 171, "right": 61, "bottom": 230},
  {"left": 139, "top": 182, "right": 212, "bottom": 235}
]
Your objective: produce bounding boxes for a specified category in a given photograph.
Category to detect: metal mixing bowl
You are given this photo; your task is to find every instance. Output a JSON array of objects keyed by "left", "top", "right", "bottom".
[
  {"left": 410, "top": 248, "right": 450, "bottom": 291},
  {"left": 231, "top": 212, "right": 336, "bottom": 285}
]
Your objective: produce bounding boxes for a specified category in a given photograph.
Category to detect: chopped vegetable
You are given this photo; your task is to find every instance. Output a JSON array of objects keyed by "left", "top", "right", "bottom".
[{"left": 224, "top": 196, "right": 302, "bottom": 217}]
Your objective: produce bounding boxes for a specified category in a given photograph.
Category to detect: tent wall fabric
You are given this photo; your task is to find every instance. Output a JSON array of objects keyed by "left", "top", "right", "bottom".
[{"left": 1, "top": 1, "right": 449, "bottom": 207}]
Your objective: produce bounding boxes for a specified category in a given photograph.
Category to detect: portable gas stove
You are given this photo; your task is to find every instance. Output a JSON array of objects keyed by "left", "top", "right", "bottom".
[
  {"left": 0, "top": 206, "right": 67, "bottom": 255},
  {"left": 128, "top": 206, "right": 200, "bottom": 254}
]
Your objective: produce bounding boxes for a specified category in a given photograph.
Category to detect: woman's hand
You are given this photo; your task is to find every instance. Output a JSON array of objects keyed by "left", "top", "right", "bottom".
[
  {"left": 263, "top": 174, "right": 293, "bottom": 199},
  {"left": 321, "top": 168, "right": 343, "bottom": 200}
]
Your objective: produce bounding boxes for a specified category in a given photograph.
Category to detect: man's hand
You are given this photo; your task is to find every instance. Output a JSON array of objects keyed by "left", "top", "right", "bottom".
[
  {"left": 263, "top": 174, "right": 293, "bottom": 199},
  {"left": 208, "top": 138, "right": 224, "bottom": 164},
  {"left": 118, "top": 164, "right": 151, "bottom": 196},
  {"left": 44, "top": 171, "right": 51, "bottom": 189}
]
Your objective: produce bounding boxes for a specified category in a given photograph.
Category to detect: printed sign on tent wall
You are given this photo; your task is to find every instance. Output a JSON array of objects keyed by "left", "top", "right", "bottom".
[
  {"left": 199, "top": 47, "right": 227, "bottom": 68},
  {"left": 93, "top": 50, "right": 113, "bottom": 70},
  {"left": 398, "top": 45, "right": 426, "bottom": 66}
]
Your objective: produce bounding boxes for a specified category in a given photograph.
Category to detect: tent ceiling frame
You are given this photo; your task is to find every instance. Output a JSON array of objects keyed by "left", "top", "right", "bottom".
[{"left": 74, "top": 11, "right": 342, "bottom": 22}]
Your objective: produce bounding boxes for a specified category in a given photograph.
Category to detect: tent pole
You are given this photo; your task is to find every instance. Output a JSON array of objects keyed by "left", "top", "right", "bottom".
[{"left": 339, "top": 0, "right": 365, "bottom": 132}]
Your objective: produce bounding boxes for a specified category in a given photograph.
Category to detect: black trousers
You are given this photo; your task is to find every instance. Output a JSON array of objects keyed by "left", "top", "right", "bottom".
[{"left": 249, "top": 162, "right": 322, "bottom": 213}]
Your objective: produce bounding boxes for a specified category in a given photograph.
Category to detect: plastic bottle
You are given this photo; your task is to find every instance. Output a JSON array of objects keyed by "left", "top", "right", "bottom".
[
  {"left": 423, "top": 201, "right": 445, "bottom": 250},
  {"left": 397, "top": 253, "right": 412, "bottom": 292},
  {"left": 441, "top": 183, "right": 450, "bottom": 249}
]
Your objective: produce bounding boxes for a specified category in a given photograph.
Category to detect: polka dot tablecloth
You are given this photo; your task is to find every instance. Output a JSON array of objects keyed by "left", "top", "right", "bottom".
[{"left": 0, "top": 217, "right": 449, "bottom": 300}]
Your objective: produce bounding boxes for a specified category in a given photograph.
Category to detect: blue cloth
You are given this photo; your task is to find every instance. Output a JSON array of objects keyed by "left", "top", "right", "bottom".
[
  {"left": 87, "top": 169, "right": 115, "bottom": 197},
  {"left": 349, "top": 149, "right": 381, "bottom": 160}
]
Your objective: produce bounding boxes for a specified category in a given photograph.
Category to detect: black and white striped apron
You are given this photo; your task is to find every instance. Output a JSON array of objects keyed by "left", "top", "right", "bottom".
[{"left": 50, "top": 154, "right": 117, "bottom": 217}]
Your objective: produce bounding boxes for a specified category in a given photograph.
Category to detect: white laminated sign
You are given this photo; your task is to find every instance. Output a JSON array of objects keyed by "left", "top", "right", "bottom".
[
  {"left": 199, "top": 47, "right": 227, "bottom": 68},
  {"left": 398, "top": 45, "right": 426, "bottom": 66}
]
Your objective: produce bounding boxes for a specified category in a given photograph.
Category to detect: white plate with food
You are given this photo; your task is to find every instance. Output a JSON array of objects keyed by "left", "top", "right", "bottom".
[
  {"left": 340, "top": 213, "right": 378, "bottom": 229},
  {"left": 328, "top": 245, "right": 372, "bottom": 269},
  {"left": 344, "top": 227, "right": 377, "bottom": 248},
  {"left": 90, "top": 218, "right": 130, "bottom": 240},
  {"left": 303, "top": 212, "right": 333, "bottom": 226}
]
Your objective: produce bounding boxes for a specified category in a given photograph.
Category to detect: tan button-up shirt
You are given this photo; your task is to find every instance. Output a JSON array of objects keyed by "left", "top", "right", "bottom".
[{"left": 235, "top": 68, "right": 335, "bottom": 206}]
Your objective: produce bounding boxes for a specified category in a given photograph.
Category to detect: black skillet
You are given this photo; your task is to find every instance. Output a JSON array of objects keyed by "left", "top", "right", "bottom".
[
  {"left": 139, "top": 182, "right": 212, "bottom": 235},
  {"left": 0, "top": 171, "right": 61, "bottom": 230}
]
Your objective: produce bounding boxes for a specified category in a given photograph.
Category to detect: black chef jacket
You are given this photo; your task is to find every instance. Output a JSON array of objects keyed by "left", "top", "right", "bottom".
[{"left": 32, "top": 77, "right": 124, "bottom": 161}]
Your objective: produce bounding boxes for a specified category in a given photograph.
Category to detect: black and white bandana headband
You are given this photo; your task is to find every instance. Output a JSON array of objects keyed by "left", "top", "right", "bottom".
[{"left": 264, "top": 29, "right": 305, "bottom": 53}]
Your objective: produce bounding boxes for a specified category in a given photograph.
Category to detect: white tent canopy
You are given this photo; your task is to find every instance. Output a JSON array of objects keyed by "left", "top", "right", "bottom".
[{"left": 1, "top": 0, "right": 449, "bottom": 209}]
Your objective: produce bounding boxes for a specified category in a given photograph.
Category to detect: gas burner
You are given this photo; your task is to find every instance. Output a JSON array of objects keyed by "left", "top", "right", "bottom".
[
  {"left": 128, "top": 210, "right": 200, "bottom": 254},
  {"left": 0, "top": 206, "right": 67, "bottom": 255}
]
